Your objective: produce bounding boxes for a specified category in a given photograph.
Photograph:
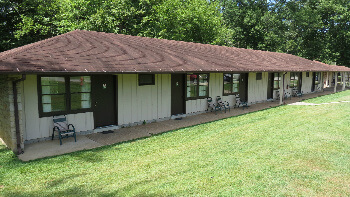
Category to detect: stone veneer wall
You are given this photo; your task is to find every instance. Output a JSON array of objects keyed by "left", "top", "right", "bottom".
[{"left": 0, "top": 75, "right": 24, "bottom": 153}]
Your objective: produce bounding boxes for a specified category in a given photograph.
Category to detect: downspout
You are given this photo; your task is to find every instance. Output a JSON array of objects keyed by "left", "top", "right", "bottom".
[
  {"left": 342, "top": 72, "right": 346, "bottom": 91},
  {"left": 12, "top": 74, "right": 26, "bottom": 155},
  {"left": 279, "top": 72, "right": 286, "bottom": 105},
  {"left": 334, "top": 72, "right": 337, "bottom": 93}
]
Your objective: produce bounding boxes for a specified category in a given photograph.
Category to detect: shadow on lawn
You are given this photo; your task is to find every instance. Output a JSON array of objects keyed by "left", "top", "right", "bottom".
[
  {"left": 3, "top": 176, "right": 171, "bottom": 197},
  {"left": 2, "top": 187, "right": 122, "bottom": 197},
  {"left": 68, "top": 148, "right": 107, "bottom": 163}
]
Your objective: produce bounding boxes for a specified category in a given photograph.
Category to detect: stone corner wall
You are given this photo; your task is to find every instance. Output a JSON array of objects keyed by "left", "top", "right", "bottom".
[{"left": 0, "top": 75, "right": 24, "bottom": 153}]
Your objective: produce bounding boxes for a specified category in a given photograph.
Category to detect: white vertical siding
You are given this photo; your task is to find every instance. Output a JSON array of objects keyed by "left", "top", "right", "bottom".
[
  {"left": 324, "top": 72, "right": 331, "bottom": 88},
  {"left": 23, "top": 75, "right": 40, "bottom": 140},
  {"left": 247, "top": 72, "right": 268, "bottom": 103},
  {"left": 327, "top": 72, "right": 333, "bottom": 87},
  {"left": 301, "top": 72, "right": 313, "bottom": 94},
  {"left": 117, "top": 74, "right": 171, "bottom": 125},
  {"left": 284, "top": 72, "right": 292, "bottom": 96},
  {"left": 23, "top": 75, "right": 94, "bottom": 141},
  {"left": 300, "top": 72, "right": 323, "bottom": 94},
  {"left": 186, "top": 99, "right": 207, "bottom": 114},
  {"left": 209, "top": 73, "right": 223, "bottom": 97},
  {"left": 316, "top": 72, "right": 323, "bottom": 91}
]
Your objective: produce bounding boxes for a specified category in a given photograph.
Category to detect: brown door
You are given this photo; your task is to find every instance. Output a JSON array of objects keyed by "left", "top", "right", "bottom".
[
  {"left": 239, "top": 73, "right": 248, "bottom": 102},
  {"left": 92, "top": 75, "right": 117, "bottom": 128},
  {"left": 267, "top": 73, "right": 274, "bottom": 99},
  {"left": 171, "top": 74, "right": 185, "bottom": 115},
  {"left": 311, "top": 72, "right": 316, "bottom": 92},
  {"left": 298, "top": 72, "right": 302, "bottom": 92}
]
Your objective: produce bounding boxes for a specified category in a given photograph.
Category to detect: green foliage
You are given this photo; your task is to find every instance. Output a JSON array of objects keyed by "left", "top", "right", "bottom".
[
  {"left": 2, "top": 0, "right": 227, "bottom": 51},
  {"left": 221, "top": 0, "right": 286, "bottom": 51},
  {"left": 0, "top": 0, "right": 21, "bottom": 51},
  {"left": 140, "top": 0, "right": 226, "bottom": 44},
  {"left": 14, "top": 0, "right": 60, "bottom": 45},
  {"left": 1, "top": 0, "right": 350, "bottom": 67},
  {"left": 220, "top": 0, "right": 350, "bottom": 66}
]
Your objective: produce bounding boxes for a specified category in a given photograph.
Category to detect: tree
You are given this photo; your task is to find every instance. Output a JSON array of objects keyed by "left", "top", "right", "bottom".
[
  {"left": 140, "top": 0, "right": 228, "bottom": 45},
  {"left": 0, "top": 0, "right": 21, "bottom": 51},
  {"left": 4, "top": 0, "right": 227, "bottom": 52},
  {"left": 221, "top": 0, "right": 350, "bottom": 66},
  {"left": 221, "top": 0, "right": 286, "bottom": 51}
]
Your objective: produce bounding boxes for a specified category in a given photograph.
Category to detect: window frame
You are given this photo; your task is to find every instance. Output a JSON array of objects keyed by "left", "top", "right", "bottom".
[
  {"left": 223, "top": 73, "right": 240, "bottom": 96},
  {"left": 38, "top": 75, "right": 92, "bottom": 118},
  {"left": 186, "top": 73, "right": 209, "bottom": 100},
  {"left": 138, "top": 74, "right": 155, "bottom": 86},
  {"left": 290, "top": 72, "right": 298, "bottom": 88},
  {"left": 273, "top": 73, "right": 280, "bottom": 90},
  {"left": 256, "top": 72, "right": 262, "bottom": 80},
  {"left": 314, "top": 72, "right": 321, "bottom": 85}
]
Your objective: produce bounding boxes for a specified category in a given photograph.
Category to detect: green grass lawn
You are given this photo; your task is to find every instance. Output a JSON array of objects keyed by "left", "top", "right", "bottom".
[
  {"left": 1, "top": 91, "right": 350, "bottom": 196},
  {"left": 305, "top": 90, "right": 350, "bottom": 104}
]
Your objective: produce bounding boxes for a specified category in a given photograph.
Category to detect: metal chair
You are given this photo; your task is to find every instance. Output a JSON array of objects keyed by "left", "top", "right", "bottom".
[
  {"left": 234, "top": 94, "right": 249, "bottom": 110},
  {"left": 216, "top": 96, "right": 230, "bottom": 113},
  {"left": 207, "top": 97, "right": 221, "bottom": 114},
  {"left": 296, "top": 91, "right": 303, "bottom": 98},
  {"left": 52, "top": 115, "right": 76, "bottom": 145},
  {"left": 284, "top": 92, "right": 292, "bottom": 100}
]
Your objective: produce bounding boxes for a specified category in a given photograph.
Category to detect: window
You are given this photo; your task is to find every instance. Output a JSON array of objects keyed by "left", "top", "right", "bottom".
[
  {"left": 290, "top": 72, "right": 299, "bottom": 88},
  {"left": 186, "top": 74, "right": 209, "bottom": 99},
  {"left": 306, "top": 72, "right": 310, "bottom": 77},
  {"left": 223, "top": 73, "right": 240, "bottom": 95},
  {"left": 273, "top": 73, "right": 280, "bottom": 89},
  {"left": 314, "top": 72, "right": 320, "bottom": 85},
  {"left": 256, "top": 72, "right": 262, "bottom": 80},
  {"left": 41, "top": 77, "right": 66, "bottom": 113},
  {"left": 139, "top": 74, "right": 155, "bottom": 86},
  {"left": 70, "top": 76, "right": 91, "bottom": 110},
  {"left": 337, "top": 72, "right": 341, "bottom": 84},
  {"left": 39, "top": 76, "right": 91, "bottom": 117}
]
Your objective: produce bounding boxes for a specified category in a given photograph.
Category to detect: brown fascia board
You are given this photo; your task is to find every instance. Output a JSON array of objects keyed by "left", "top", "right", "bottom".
[
  {"left": 1, "top": 67, "right": 349, "bottom": 74},
  {"left": 0, "top": 30, "right": 349, "bottom": 74},
  {"left": 2, "top": 69, "right": 349, "bottom": 75}
]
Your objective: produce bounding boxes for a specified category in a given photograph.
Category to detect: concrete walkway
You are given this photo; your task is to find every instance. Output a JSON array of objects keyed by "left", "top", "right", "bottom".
[{"left": 18, "top": 88, "right": 347, "bottom": 161}]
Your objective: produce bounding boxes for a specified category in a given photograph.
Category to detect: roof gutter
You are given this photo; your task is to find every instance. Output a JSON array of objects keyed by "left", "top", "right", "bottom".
[{"left": 12, "top": 74, "right": 26, "bottom": 155}]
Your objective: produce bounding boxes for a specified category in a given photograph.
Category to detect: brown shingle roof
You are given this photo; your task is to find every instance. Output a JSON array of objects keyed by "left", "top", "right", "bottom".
[{"left": 0, "top": 30, "right": 349, "bottom": 73}]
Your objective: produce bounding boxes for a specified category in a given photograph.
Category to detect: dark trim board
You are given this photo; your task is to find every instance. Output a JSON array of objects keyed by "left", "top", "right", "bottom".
[
  {"left": 267, "top": 73, "right": 274, "bottom": 99},
  {"left": 115, "top": 75, "right": 118, "bottom": 126},
  {"left": 298, "top": 72, "right": 302, "bottom": 93}
]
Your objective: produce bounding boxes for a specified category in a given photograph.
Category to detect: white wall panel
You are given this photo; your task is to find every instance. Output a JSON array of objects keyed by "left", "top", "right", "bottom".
[
  {"left": 117, "top": 74, "right": 171, "bottom": 125},
  {"left": 23, "top": 75, "right": 40, "bottom": 140},
  {"left": 301, "top": 72, "right": 313, "bottom": 94},
  {"left": 247, "top": 72, "right": 268, "bottom": 103}
]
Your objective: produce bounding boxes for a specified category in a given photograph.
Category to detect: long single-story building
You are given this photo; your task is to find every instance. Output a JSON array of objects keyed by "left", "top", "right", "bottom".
[{"left": 0, "top": 30, "right": 350, "bottom": 154}]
